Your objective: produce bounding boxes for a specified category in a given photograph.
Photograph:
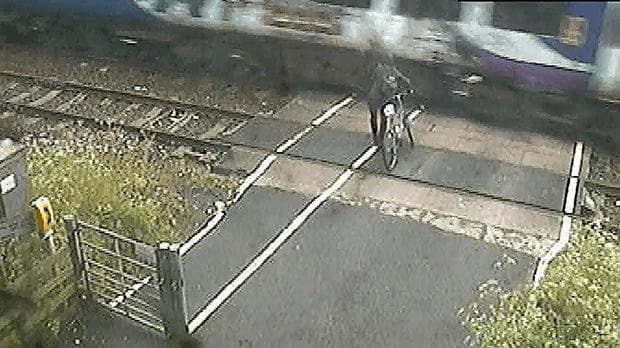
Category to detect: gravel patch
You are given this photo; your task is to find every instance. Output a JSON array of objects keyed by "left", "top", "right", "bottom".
[
  {"left": 0, "top": 36, "right": 292, "bottom": 117},
  {"left": 2, "top": 115, "right": 235, "bottom": 242},
  {"left": 332, "top": 193, "right": 555, "bottom": 257},
  {"left": 588, "top": 150, "right": 620, "bottom": 187}
]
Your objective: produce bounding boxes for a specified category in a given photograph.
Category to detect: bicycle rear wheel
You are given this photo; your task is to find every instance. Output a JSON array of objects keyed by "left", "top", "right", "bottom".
[{"left": 379, "top": 114, "right": 400, "bottom": 171}]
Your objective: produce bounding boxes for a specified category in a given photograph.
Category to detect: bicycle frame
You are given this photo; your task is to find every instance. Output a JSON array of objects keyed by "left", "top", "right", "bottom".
[{"left": 378, "top": 90, "right": 423, "bottom": 171}]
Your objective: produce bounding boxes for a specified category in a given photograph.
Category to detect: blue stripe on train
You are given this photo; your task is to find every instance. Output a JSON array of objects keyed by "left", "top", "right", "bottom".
[{"left": 539, "top": 2, "right": 607, "bottom": 65}]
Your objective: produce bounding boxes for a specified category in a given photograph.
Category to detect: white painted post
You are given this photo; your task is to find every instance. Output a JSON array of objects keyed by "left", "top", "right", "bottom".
[
  {"left": 202, "top": 0, "right": 224, "bottom": 21},
  {"left": 156, "top": 242, "right": 190, "bottom": 341},
  {"left": 371, "top": 0, "right": 398, "bottom": 15},
  {"left": 367, "top": 0, "right": 405, "bottom": 50},
  {"left": 459, "top": 2, "right": 494, "bottom": 26},
  {"left": 590, "top": 3, "right": 620, "bottom": 99},
  {"left": 230, "top": 0, "right": 264, "bottom": 29}
]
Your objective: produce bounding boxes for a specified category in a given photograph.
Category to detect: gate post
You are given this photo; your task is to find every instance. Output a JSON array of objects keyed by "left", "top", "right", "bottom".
[
  {"left": 156, "top": 242, "right": 190, "bottom": 342},
  {"left": 64, "top": 215, "right": 89, "bottom": 291}
]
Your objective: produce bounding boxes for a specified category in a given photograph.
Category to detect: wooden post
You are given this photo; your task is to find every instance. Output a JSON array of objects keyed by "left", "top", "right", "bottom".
[
  {"left": 64, "top": 216, "right": 88, "bottom": 291},
  {"left": 0, "top": 242, "right": 8, "bottom": 285}
]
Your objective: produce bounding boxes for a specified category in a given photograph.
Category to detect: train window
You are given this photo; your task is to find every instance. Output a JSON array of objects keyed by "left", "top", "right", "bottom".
[
  {"left": 493, "top": 2, "right": 568, "bottom": 37},
  {"left": 312, "top": 0, "right": 371, "bottom": 9},
  {"left": 399, "top": 0, "right": 460, "bottom": 21},
  {"left": 559, "top": 16, "right": 587, "bottom": 46}
]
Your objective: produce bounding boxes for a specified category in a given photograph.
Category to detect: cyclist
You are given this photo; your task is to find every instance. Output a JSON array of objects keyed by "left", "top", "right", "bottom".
[{"left": 367, "top": 50, "right": 415, "bottom": 146}]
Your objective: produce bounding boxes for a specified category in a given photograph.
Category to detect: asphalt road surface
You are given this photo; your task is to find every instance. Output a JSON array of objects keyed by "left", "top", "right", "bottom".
[
  {"left": 193, "top": 191, "right": 534, "bottom": 348},
  {"left": 58, "top": 91, "right": 571, "bottom": 348}
]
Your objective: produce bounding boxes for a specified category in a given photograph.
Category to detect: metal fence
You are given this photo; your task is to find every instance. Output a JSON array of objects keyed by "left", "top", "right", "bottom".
[{"left": 64, "top": 216, "right": 190, "bottom": 339}]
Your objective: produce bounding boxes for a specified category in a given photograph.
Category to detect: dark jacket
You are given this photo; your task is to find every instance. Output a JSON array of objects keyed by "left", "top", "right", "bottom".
[{"left": 367, "top": 62, "right": 412, "bottom": 116}]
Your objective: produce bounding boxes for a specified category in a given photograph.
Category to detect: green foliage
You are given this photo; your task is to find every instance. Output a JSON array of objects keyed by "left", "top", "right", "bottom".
[
  {"left": 1, "top": 146, "right": 236, "bottom": 347},
  {"left": 464, "top": 226, "right": 620, "bottom": 348},
  {"left": 1, "top": 236, "right": 73, "bottom": 348},
  {"left": 26, "top": 149, "right": 236, "bottom": 245}
]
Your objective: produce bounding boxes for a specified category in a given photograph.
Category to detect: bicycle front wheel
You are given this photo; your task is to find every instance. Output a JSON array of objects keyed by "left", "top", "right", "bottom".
[{"left": 379, "top": 115, "right": 400, "bottom": 171}]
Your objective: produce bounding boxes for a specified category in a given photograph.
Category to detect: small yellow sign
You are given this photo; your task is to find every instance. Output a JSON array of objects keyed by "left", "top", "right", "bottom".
[
  {"left": 32, "top": 196, "right": 54, "bottom": 236},
  {"left": 559, "top": 16, "right": 587, "bottom": 46}
]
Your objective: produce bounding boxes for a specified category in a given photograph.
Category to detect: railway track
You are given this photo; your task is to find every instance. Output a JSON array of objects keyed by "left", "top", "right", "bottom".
[{"left": 0, "top": 69, "right": 618, "bottom": 216}]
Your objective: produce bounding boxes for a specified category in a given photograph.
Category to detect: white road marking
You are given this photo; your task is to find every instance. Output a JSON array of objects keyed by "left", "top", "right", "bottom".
[
  {"left": 231, "top": 94, "right": 354, "bottom": 200},
  {"left": 277, "top": 95, "right": 354, "bottom": 153},
  {"left": 533, "top": 215, "right": 572, "bottom": 287},
  {"left": 311, "top": 96, "right": 354, "bottom": 126},
  {"left": 564, "top": 177, "right": 579, "bottom": 214},
  {"left": 187, "top": 145, "right": 376, "bottom": 334},
  {"left": 570, "top": 142, "right": 583, "bottom": 178},
  {"left": 178, "top": 94, "right": 354, "bottom": 259},
  {"left": 563, "top": 141, "right": 584, "bottom": 214},
  {"left": 233, "top": 154, "right": 278, "bottom": 202},
  {"left": 276, "top": 125, "right": 313, "bottom": 153},
  {"left": 352, "top": 145, "right": 378, "bottom": 169},
  {"left": 534, "top": 140, "right": 583, "bottom": 286},
  {"left": 180, "top": 202, "right": 226, "bottom": 256}
]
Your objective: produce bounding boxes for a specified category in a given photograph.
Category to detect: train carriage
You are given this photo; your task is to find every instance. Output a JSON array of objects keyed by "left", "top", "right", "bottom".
[{"left": 0, "top": 1, "right": 619, "bottom": 99}]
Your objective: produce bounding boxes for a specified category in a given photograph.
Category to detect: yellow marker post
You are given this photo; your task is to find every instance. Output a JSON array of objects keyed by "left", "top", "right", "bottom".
[{"left": 31, "top": 196, "right": 55, "bottom": 252}]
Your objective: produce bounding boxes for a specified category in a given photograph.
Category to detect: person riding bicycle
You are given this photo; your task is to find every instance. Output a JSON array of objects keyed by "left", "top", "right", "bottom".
[
  {"left": 363, "top": 38, "right": 426, "bottom": 170},
  {"left": 367, "top": 52, "right": 416, "bottom": 146}
]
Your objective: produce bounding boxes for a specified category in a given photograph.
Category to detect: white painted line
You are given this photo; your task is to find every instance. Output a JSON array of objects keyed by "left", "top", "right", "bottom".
[
  {"left": 276, "top": 125, "right": 314, "bottom": 153},
  {"left": 121, "top": 38, "right": 138, "bottom": 45},
  {"left": 108, "top": 275, "right": 152, "bottom": 308},
  {"left": 233, "top": 154, "right": 278, "bottom": 202},
  {"left": 564, "top": 177, "right": 579, "bottom": 214},
  {"left": 276, "top": 95, "right": 354, "bottom": 153},
  {"left": 533, "top": 215, "right": 572, "bottom": 287},
  {"left": 176, "top": 94, "right": 355, "bottom": 259},
  {"left": 352, "top": 145, "right": 378, "bottom": 169},
  {"left": 180, "top": 202, "right": 227, "bottom": 256},
  {"left": 616, "top": 200, "right": 620, "bottom": 207},
  {"left": 570, "top": 141, "right": 584, "bottom": 178},
  {"left": 311, "top": 96, "right": 354, "bottom": 126},
  {"left": 187, "top": 146, "right": 375, "bottom": 334}
]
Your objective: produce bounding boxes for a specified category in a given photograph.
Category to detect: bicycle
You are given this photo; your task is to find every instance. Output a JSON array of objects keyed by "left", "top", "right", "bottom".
[{"left": 373, "top": 90, "right": 425, "bottom": 171}]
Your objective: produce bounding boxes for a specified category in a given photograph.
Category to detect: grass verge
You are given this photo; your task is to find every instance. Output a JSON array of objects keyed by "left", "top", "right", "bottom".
[{"left": 462, "top": 225, "right": 619, "bottom": 347}]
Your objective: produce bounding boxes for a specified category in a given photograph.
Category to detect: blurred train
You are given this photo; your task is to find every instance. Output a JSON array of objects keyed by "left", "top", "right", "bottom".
[{"left": 0, "top": 1, "right": 619, "bottom": 100}]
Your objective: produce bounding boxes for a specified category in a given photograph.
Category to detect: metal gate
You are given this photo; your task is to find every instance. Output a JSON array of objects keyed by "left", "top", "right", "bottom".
[{"left": 63, "top": 215, "right": 190, "bottom": 339}]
